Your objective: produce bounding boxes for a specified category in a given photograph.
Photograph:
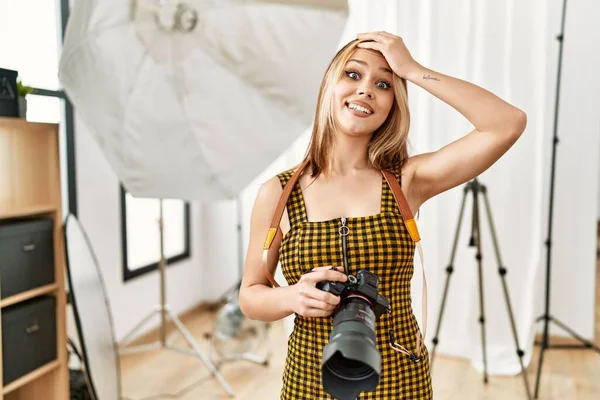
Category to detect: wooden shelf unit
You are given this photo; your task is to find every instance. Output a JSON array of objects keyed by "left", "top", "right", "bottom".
[
  {"left": 0, "top": 205, "right": 56, "bottom": 220},
  {"left": 0, "top": 284, "right": 60, "bottom": 309},
  {"left": 0, "top": 118, "right": 69, "bottom": 399}
]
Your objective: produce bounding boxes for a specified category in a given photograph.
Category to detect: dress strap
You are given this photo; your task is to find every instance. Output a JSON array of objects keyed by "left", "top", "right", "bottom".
[{"left": 268, "top": 164, "right": 429, "bottom": 361}]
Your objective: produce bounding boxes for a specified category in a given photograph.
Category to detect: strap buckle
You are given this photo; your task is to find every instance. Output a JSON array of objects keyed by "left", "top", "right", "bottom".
[{"left": 388, "top": 330, "right": 423, "bottom": 363}]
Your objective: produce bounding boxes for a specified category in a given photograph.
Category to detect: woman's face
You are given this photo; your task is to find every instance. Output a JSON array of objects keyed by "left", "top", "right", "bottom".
[{"left": 332, "top": 48, "right": 395, "bottom": 138}]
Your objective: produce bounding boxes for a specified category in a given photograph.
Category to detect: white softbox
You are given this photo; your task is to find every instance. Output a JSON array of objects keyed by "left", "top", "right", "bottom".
[{"left": 59, "top": 0, "right": 348, "bottom": 201}]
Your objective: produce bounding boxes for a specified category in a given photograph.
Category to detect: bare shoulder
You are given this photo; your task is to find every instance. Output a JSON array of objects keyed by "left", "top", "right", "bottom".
[
  {"left": 256, "top": 163, "right": 304, "bottom": 202},
  {"left": 252, "top": 172, "right": 294, "bottom": 236},
  {"left": 254, "top": 175, "right": 284, "bottom": 213}
]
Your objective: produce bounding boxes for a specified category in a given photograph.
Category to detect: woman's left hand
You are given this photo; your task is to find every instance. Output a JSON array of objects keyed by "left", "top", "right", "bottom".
[{"left": 356, "top": 32, "right": 420, "bottom": 79}]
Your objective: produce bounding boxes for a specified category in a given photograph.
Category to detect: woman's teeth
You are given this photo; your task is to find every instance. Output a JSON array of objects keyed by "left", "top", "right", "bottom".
[{"left": 347, "top": 102, "right": 372, "bottom": 114}]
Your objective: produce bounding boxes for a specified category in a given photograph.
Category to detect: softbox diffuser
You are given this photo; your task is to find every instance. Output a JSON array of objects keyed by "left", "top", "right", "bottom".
[{"left": 58, "top": 0, "right": 349, "bottom": 201}]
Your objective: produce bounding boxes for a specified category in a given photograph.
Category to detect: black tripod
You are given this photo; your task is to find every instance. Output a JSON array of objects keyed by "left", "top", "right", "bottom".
[
  {"left": 533, "top": 0, "right": 600, "bottom": 398},
  {"left": 430, "top": 179, "right": 532, "bottom": 400}
]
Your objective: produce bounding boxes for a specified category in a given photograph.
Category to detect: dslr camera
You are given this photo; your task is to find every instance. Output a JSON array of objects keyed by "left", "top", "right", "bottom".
[{"left": 316, "top": 269, "right": 391, "bottom": 400}]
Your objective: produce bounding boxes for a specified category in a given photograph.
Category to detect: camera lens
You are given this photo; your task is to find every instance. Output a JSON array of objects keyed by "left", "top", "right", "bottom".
[
  {"left": 321, "top": 297, "right": 381, "bottom": 399},
  {"left": 325, "top": 353, "right": 376, "bottom": 380}
]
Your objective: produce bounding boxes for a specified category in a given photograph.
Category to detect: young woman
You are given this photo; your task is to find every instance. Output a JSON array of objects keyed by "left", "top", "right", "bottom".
[{"left": 239, "top": 31, "right": 526, "bottom": 399}]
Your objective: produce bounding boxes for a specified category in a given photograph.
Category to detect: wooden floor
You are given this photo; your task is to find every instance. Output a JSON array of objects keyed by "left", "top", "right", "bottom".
[
  {"left": 120, "top": 227, "right": 600, "bottom": 400},
  {"left": 120, "top": 312, "right": 599, "bottom": 400}
]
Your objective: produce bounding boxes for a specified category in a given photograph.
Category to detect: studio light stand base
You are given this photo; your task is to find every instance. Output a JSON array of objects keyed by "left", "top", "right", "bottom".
[
  {"left": 119, "top": 305, "right": 235, "bottom": 397},
  {"left": 118, "top": 199, "right": 235, "bottom": 398},
  {"left": 533, "top": 315, "right": 600, "bottom": 399},
  {"left": 206, "top": 196, "right": 273, "bottom": 370},
  {"left": 534, "top": 316, "right": 600, "bottom": 352},
  {"left": 205, "top": 320, "right": 273, "bottom": 369},
  {"left": 207, "top": 340, "right": 272, "bottom": 369},
  {"left": 217, "top": 352, "right": 270, "bottom": 365}
]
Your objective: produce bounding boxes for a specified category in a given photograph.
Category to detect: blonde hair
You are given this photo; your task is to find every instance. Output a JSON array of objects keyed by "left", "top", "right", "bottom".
[{"left": 302, "top": 39, "right": 411, "bottom": 177}]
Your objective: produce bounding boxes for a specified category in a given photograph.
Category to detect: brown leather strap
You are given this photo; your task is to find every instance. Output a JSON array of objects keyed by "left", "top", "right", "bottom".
[
  {"left": 262, "top": 163, "right": 428, "bottom": 359},
  {"left": 262, "top": 162, "right": 309, "bottom": 288},
  {"left": 381, "top": 169, "right": 420, "bottom": 243},
  {"left": 381, "top": 169, "right": 427, "bottom": 359}
]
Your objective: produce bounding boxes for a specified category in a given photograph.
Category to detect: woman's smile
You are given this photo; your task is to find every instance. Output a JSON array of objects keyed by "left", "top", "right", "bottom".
[{"left": 345, "top": 101, "right": 374, "bottom": 118}]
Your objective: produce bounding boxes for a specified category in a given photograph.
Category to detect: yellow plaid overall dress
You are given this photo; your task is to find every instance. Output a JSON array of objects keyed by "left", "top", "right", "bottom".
[{"left": 277, "top": 168, "right": 432, "bottom": 400}]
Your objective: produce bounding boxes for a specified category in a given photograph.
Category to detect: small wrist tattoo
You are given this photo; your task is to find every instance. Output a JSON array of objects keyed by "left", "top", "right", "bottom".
[{"left": 423, "top": 74, "right": 440, "bottom": 82}]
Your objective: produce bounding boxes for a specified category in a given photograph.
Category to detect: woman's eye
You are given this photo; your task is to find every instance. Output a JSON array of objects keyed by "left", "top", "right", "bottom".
[
  {"left": 346, "top": 71, "right": 359, "bottom": 80},
  {"left": 377, "top": 81, "right": 391, "bottom": 90}
]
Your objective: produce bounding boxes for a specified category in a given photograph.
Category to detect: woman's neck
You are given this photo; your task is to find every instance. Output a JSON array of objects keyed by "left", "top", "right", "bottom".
[{"left": 328, "top": 133, "right": 372, "bottom": 176}]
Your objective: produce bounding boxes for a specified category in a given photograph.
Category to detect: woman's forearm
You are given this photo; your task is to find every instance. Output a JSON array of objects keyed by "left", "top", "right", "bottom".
[
  {"left": 406, "top": 63, "right": 526, "bottom": 134},
  {"left": 239, "top": 284, "right": 295, "bottom": 322}
]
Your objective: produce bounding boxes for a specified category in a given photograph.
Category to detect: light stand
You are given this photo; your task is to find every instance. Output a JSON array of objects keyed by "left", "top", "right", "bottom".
[
  {"left": 118, "top": 199, "right": 235, "bottom": 398},
  {"left": 533, "top": 0, "right": 600, "bottom": 397},
  {"left": 217, "top": 197, "right": 246, "bottom": 303},
  {"left": 429, "top": 179, "right": 532, "bottom": 400},
  {"left": 207, "top": 196, "right": 271, "bottom": 367}
]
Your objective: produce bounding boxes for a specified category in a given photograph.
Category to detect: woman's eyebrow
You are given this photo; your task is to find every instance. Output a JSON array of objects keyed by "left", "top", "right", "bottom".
[{"left": 348, "top": 59, "right": 393, "bottom": 76}]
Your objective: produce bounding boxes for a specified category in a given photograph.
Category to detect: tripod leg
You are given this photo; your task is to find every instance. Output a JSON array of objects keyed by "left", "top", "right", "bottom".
[
  {"left": 534, "top": 328, "right": 549, "bottom": 399},
  {"left": 165, "top": 308, "right": 235, "bottom": 397},
  {"left": 222, "top": 353, "right": 269, "bottom": 365},
  {"left": 543, "top": 316, "right": 600, "bottom": 352},
  {"left": 430, "top": 186, "right": 470, "bottom": 371},
  {"left": 472, "top": 187, "right": 489, "bottom": 384},
  {"left": 481, "top": 190, "right": 533, "bottom": 400},
  {"left": 119, "top": 308, "right": 161, "bottom": 349}
]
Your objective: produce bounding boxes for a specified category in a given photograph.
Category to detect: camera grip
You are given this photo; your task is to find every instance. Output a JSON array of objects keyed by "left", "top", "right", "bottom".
[{"left": 316, "top": 280, "right": 346, "bottom": 295}]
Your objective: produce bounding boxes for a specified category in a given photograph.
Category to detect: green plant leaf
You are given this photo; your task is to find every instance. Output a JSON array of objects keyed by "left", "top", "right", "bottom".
[{"left": 16, "top": 79, "right": 34, "bottom": 97}]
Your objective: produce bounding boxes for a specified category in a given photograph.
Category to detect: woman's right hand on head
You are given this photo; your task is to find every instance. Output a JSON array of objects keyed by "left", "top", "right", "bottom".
[{"left": 289, "top": 266, "right": 348, "bottom": 318}]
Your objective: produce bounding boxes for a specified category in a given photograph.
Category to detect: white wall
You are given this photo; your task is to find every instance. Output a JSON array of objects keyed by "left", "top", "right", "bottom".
[{"left": 73, "top": 117, "right": 207, "bottom": 342}]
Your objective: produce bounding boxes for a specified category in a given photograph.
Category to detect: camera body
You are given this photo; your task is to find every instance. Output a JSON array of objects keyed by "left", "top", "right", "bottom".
[{"left": 317, "top": 269, "right": 390, "bottom": 319}]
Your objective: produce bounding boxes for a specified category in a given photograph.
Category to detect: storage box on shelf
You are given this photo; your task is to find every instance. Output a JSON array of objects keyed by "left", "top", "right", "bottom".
[{"left": 0, "top": 118, "right": 68, "bottom": 399}]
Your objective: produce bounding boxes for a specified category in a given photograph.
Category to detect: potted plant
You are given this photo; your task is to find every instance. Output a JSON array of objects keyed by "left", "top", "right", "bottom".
[{"left": 16, "top": 79, "right": 33, "bottom": 118}]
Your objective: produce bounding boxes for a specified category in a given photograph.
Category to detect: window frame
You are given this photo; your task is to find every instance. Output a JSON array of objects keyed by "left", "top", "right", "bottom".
[
  {"left": 60, "top": 0, "right": 78, "bottom": 217},
  {"left": 120, "top": 186, "right": 192, "bottom": 282}
]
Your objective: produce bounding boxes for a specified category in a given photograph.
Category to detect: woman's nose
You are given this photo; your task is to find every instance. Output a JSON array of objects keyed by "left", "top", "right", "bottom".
[{"left": 356, "top": 87, "right": 373, "bottom": 99}]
